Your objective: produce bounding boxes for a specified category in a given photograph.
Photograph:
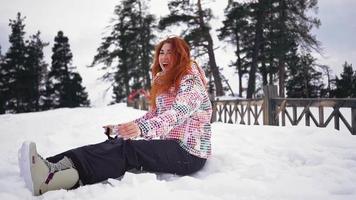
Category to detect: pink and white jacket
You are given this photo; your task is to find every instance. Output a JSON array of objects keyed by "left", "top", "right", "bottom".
[{"left": 134, "top": 64, "right": 212, "bottom": 159}]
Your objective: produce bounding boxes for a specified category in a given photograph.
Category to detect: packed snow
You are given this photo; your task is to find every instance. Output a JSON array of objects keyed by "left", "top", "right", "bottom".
[{"left": 0, "top": 103, "right": 356, "bottom": 200}]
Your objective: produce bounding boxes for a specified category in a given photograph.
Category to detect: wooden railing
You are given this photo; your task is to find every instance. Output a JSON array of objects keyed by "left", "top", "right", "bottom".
[
  {"left": 128, "top": 85, "right": 356, "bottom": 135},
  {"left": 212, "top": 98, "right": 264, "bottom": 125},
  {"left": 273, "top": 98, "right": 356, "bottom": 134},
  {"left": 212, "top": 85, "right": 356, "bottom": 135}
]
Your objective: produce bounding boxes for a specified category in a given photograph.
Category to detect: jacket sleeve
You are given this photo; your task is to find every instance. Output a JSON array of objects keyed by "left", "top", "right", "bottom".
[
  {"left": 134, "top": 108, "right": 157, "bottom": 124},
  {"left": 136, "top": 74, "right": 205, "bottom": 138}
]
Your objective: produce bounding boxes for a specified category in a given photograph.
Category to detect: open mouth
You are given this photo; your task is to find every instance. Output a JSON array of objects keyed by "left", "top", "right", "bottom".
[{"left": 162, "top": 63, "right": 169, "bottom": 68}]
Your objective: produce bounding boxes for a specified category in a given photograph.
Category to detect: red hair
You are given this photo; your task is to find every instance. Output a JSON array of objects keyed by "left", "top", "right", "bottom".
[{"left": 150, "top": 36, "right": 192, "bottom": 109}]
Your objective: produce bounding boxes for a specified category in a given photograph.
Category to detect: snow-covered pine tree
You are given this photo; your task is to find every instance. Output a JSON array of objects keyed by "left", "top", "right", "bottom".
[
  {"left": 91, "top": 0, "right": 155, "bottom": 103},
  {"left": 67, "top": 72, "right": 90, "bottom": 107},
  {"left": 159, "top": 0, "right": 224, "bottom": 96},
  {"left": 25, "top": 31, "right": 49, "bottom": 111},
  {"left": 286, "top": 53, "right": 324, "bottom": 98},
  {"left": 218, "top": 2, "right": 250, "bottom": 97},
  {"left": 0, "top": 45, "right": 5, "bottom": 113},
  {"left": 0, "top": 46, "right": 3, "bottom": 68},
  {"left": 333, "top": 62, "right": 356, "bottom": 98},
  {"left": 0, "top": 45, "right": 3, "bottom": 64},
  {"left": 0, "top": 13, "right": 28, "bottom": 113},
  {"left": 44, "top": 31, "right": 89, "bottom": 109},
  {"left": 218, "top": 0, "right": 321, "bottom": 98}
]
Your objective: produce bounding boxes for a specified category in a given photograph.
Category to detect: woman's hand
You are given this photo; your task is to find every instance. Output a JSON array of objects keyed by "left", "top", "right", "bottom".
[
  {"left": 117, "top": 122, "right": 141, "bottom": 140},
  {"left": 102, "top": 125, "right": 115, "bottom": 136}
]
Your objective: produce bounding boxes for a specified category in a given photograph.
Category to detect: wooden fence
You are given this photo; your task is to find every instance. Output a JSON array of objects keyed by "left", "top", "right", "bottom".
[
  {"left": 128, "top": 85, "right": 356, "bottom": 135},
  {"left": 213, "top": 85, "right": 356, "bottom": 135}
]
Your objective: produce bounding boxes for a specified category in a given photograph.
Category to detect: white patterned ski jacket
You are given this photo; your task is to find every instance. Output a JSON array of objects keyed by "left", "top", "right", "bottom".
[{"left": 134, "top": 64, "right": 212, "bottom": 159}]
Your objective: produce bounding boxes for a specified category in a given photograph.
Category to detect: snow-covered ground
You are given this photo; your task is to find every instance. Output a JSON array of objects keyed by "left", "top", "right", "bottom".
[{"left": 0, "top": 103, "right": 356, "bottom": 200}]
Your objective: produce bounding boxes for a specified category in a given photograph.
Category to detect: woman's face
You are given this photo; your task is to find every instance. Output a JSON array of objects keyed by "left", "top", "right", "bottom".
[{"left": 159, "top": 43, "right": 174, "bottom": 72}]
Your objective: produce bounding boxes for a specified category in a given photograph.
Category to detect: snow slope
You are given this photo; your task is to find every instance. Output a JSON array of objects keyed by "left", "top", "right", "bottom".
[{"left": 0, "top": 103, "right": 356, "bottom": 200}]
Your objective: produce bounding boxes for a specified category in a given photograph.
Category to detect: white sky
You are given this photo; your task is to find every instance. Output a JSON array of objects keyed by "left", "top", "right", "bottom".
[{"left": 0, "top": 0, "right": 355, "bottom": 97}]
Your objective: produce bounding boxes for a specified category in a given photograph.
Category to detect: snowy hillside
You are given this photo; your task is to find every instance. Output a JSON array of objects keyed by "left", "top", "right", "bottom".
[{"left": 0, "top": 103, "right": 356, "bottom": 200}]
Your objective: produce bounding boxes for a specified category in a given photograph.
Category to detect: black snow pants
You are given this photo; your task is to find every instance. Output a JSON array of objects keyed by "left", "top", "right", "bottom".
[{"left": 46, "top": 138, "right": 206, "bottom": 185}]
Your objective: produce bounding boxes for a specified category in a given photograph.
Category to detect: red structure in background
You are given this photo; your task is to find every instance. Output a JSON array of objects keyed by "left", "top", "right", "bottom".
[{"left": 127, "top": 89, "right": 150, "bottom": 102}]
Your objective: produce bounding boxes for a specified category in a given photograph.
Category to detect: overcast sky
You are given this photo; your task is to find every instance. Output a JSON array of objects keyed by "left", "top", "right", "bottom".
[{"left": 0, "top": 0, "right": 355, "bottom": 94}]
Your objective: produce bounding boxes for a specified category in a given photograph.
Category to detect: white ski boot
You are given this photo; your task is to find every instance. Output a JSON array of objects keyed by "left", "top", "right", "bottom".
[{"left": 18, "top": 141, "right": 79, "bottom": 196}]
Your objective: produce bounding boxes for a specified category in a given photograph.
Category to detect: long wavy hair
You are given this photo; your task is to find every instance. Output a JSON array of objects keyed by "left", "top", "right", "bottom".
[{"left": 150, "top": 36, "right": 193, "bottom": 109}]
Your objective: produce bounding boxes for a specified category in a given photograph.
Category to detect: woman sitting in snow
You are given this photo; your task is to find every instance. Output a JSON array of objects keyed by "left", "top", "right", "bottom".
[{"left": 18, "top": 36, "right": 212, "bottom": 196}]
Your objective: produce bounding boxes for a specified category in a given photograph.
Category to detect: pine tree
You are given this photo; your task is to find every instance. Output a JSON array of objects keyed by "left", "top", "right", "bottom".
[
  {"left": 333, "top": 62, "right": 355, "bottom": 98},
  {"left": 24, "top": 31, "right": 49, "bottom": 111},
  {"left": 45, "top": 31, "right": 89, "bottom": 109},
  {"left": 318, "top": 64, "right": 333, "bottom": 97},
  {"left": 247, "top": 0, "right": 321, "bottom": 98},
  {"left": 159, "top": 0, "right": 224, "bottom": 96},
  {"left": 66, "top": 72, "right": 90, "bottom": 107},
  {"left": 218, "top": 1, "right": 250, "bottom": 97},
  {"left": 286, "top": 53, "right": 324, "bottom": 97},
  {"left": 219, "top": 0, "right": 321, "bottom": 98},
  {"left": 135, "top": 1, "right": 155, "bottom": 90},
  {"left": 0, "top": 45, "right": 5, "bottom": 113},
  {"left": 244, "top": 0, "right": 267, "bottom": 98},
  {"left": 353, "top": 66, "right": 356, "bottom": 97},
  {"left": 0, "top": 45, "right": 3, "bottom": 62},
  {"left": 0, "top": 13, "right": 27, "bottom": 113},
  {"left": 91, "top": 0, "right": 155, "bottom": 103},
  {"left": 272, "top": 0, "right": 321, "bottom": 97}
]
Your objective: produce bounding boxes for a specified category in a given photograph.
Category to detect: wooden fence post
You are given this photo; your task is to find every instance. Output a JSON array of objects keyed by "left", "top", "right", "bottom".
[
  {"left": 263, "top": 85, "right": 278, "bottom": 125},
  {"left": 134, "top": 99, "right": 139, "bottom": 109},
  {"left": 127, "top": 100, "right": 135, "bottom": 108},
  {"left": 352, "top": 107, "right": 356, "bottom": 135},
  {"left": 138, "top": 97, "right": 149, "bottom": 111},
  {"left": 211, "top": 99, "right": 217, "bottom": 123}
]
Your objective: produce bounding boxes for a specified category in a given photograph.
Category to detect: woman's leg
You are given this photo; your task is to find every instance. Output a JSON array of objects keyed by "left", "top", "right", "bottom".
[
  {"left": 126, "top": 139, "right": 206, "bottom": 176},
  {"left": 46, "top": 138, "right": 126, "bottom": 185},
  {"left": 47, "top": 139, "right": 206, "bottom": 185},
  {"left": 19, "top": 139, "right": 206, "bottom": 195}
]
